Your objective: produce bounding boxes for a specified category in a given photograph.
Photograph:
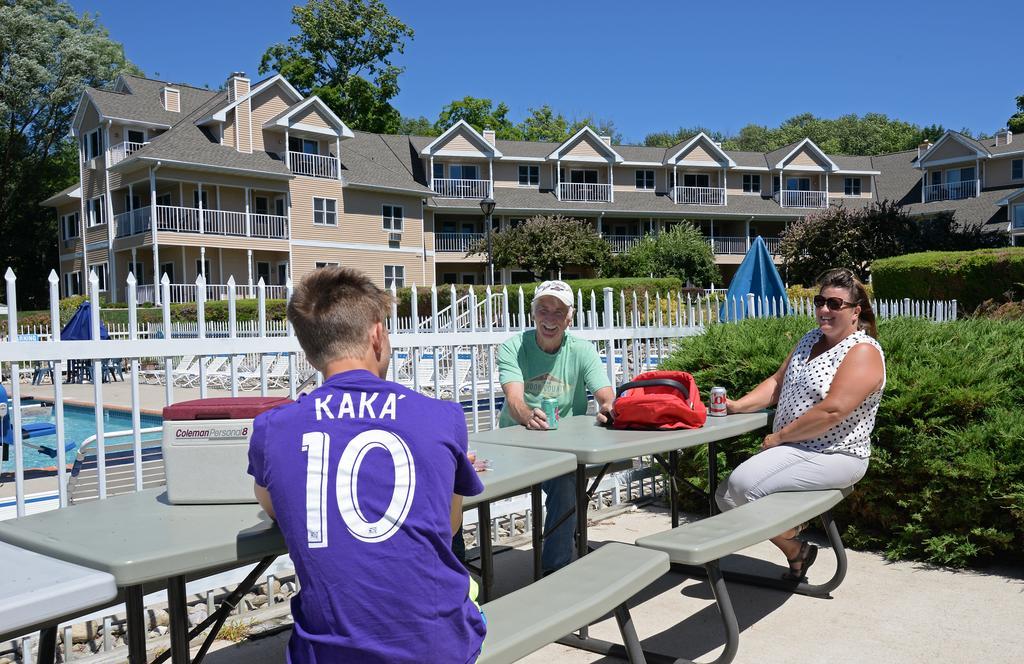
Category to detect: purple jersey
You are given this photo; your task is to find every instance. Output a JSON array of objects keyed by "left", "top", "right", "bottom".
[{"left": 248, "top": 369, "right": 485, "bottom": 663}]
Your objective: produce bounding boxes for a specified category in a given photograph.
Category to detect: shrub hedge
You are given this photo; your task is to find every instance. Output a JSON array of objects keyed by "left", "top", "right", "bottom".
[
  {"left": 872, "top": 248, "right": 1024, "bottom": 312},
  {"left": 661, "top": 316, "right": 1024, "bottom": 568}
]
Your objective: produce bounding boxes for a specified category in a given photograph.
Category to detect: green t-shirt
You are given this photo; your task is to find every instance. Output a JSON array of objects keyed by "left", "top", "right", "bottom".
[{"left": 497, "top": 330, "right": 611, "bottom": 428}]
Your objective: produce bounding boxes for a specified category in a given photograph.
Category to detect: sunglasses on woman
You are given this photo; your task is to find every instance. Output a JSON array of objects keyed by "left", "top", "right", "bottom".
[{"left": 813, "top": 295, "right": 858, "bottom": 311}]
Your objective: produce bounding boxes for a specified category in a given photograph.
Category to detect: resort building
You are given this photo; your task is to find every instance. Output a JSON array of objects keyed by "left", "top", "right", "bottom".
[{"left": 41, "top": 72, "right": 1022, "bottom": 301}]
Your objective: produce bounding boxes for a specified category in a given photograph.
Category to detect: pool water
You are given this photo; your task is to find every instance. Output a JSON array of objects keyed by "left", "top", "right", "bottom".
[{"left": 5, "top": 404, "right": 163, "bottom": 471}]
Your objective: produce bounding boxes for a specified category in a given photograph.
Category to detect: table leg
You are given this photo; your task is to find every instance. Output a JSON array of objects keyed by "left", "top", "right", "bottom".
[
  {"left": 478, "top": 502, "right": 493, "bottom": 603},
  {"left": 708, "top": 440, "right": 719, "bottom": 516},
  {"left": 124, "top": 585, "right": 148, "bottom": 664},
  {"left": 669, "top": 450, "right": 679, "bottom": 528},
  {"left": 36, "top": 626, "right": 57, "bottom": 664},
  {"left": 531, "top": 486, "right": 542, "bottom": 582},
  {"left": 575, "top": 464, "right": 589, "bottom": 639},
  {"left": 166, "top": 576, "right": 191, "bottom": 664}
]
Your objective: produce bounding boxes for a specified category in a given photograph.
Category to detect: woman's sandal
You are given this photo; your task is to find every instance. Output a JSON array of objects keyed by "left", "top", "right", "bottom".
[{"left": 783, "top": 541, "right": 818, "bottom": 581}]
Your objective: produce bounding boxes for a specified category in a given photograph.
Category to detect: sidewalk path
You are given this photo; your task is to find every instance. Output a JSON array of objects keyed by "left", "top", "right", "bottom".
[{"left": 202, "top": 506, "right": 1024, "bottom": 664}]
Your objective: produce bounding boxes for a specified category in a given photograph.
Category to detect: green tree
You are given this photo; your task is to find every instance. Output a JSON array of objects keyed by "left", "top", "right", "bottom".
[
  {"left": 259, "top": 0, "right": 413, "bottom": 133},
  {"left": 0, "top": 0, "right": 139, "bottom": 306},
  {"left": 643, "top": 126, "right": 725, "bottom": 148},
  {"left": 434, "top": 96, "right": 522, "bottom": 139},
  {"left": 566, "top": 116, "right": 622, "bottom": 144},
  {"left": 471, "top": 215, "right": 611, "bottom": 279},
  {"left": 519, "top": 105, "right": 569, "bottom": 142},
  {"left": 1008, "top": 94, "right": 1024, "bottom": 134},
  {"left": 396, "top": 115, "right": 436, "bottom": 136},
  {"left": 610, "top": 224, "right": 720, "bottom": 287}
]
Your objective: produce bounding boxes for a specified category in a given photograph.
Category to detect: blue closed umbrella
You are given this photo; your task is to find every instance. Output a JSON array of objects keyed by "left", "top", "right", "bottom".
[
  {"left": 60, "top": 301, "right": 109, "bottom": 340},
  {"left": 720, "top": 236, "right": 789, "bottom": 320}
]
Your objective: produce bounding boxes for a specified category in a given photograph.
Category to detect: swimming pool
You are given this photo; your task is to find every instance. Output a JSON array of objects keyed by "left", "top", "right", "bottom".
[{"left": 4, "top": 403, "right": 163, "bottom": 472}]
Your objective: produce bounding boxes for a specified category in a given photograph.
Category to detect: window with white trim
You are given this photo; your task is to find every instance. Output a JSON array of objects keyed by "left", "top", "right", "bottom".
[
  {"left": 1013, "top": 159, "right": 1023, "bottom": 181},
  {"left": 683, "top": 173, "right": 710, "bottom": 188},
  {"left": 87, "top": 196, "right": 105, "bottom": 227},
  {"left": 384, "top": 265, "right": 405, "bottom": 289},
  {"left": 635, "top": 169, "right": 655, "bottom": 190},
  {"left": 63, "top": 271, "right": 81, "bottom": 297},
  {"left": 315, "top": 261, "right": 340, "bottom": 269},
  {"left": 742, "top": 174, "right": 761, "bottom": 193},
  {"left": 432, "top": 163, "right": 445, "bottom": 179},
  {"left": 83, "top": 129, "right": 104, "bottom": 160},
  {"left": 313, "top": 197, "right": 337, "bottom": 226},
  {"left": 93, "top": 262, "right": 108, "bottom": 292},
  {"left": 844, "top": 177, "right": 862, "bottom": 196},
  {"left": 288, "top": 137, "right": 319, "bottom": 155},
  {"left": 61, "top": 212, "right": 80, "bottom": 240},
  {"left": 518, "top": 165, "right": 539, "bottom": 186},
  {"left": 383, "top": 204, "right": 403, "bottom": 231},
  {"left": 449, "top": 164, "right": 479, "bottom": 180}
]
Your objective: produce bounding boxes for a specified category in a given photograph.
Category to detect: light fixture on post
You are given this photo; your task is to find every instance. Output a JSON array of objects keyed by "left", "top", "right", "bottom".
[{"left": 479, "top": 195, "right": 496, "bottom": 286}]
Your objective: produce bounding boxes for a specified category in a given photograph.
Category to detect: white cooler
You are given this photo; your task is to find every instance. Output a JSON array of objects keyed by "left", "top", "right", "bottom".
[{"left": 162, "top": 396, "right": 292, "bottom": 504}]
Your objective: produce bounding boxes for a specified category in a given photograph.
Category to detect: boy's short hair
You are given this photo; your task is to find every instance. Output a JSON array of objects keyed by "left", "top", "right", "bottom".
[{"left": 287, "top": 266, "right": 393, "bottom": 367}]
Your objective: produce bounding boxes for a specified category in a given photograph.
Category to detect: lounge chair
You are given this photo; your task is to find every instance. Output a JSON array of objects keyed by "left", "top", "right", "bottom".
[{"left": 140, "top": 355, "right": 196, "bottom": 385}]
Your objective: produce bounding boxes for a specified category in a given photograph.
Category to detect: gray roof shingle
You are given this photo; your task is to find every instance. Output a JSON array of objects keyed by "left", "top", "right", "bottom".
[{"left": 87, "top": 75, "right": 219, "bottom": 127}]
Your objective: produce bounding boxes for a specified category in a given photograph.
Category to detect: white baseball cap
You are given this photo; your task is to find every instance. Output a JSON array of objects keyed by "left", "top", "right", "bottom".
[{"left": 532, "top": 280, "right": 575, "bottom": 308}]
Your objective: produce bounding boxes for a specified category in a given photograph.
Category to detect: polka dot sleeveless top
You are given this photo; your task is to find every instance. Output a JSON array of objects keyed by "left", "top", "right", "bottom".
[{"left": 773, "top": 329, "right": 885, "bottom": 459}]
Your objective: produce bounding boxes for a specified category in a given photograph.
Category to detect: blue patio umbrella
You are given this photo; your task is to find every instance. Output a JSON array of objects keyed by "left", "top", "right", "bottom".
[
  {"left": 60, "top": 301, "right": 109, "bottom": 340},
  {"left": 719, "top": 236, "right": 789, "bottom": 321}
]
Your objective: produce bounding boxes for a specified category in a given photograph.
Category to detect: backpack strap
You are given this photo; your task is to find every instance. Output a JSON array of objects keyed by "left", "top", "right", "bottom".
[{"left": 615, "top": 378, "right": 692, "bottom": 407}]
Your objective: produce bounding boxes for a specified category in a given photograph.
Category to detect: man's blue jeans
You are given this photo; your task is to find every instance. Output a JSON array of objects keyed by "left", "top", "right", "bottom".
[{"left": 541, "top": 472, "right": 577, "bottom": 573}]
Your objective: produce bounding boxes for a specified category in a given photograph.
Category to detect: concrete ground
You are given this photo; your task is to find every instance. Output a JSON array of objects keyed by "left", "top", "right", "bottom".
[{"left": 200, "top": 505, "right": 1024, "bottom": 664}]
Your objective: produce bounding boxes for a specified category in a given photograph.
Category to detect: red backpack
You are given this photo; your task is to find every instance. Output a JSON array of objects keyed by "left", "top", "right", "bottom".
[{"left": 611, "top": 370, "right": 707, "bottom": 430}]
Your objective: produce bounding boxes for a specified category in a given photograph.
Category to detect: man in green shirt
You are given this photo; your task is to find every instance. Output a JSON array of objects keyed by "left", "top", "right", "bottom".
[{"left": 497, "top": 280, "right": 614, "bottom": 572}]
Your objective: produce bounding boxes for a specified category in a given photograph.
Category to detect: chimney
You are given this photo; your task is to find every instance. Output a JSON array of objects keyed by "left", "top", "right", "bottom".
[
  {"left": 227, "top": 72, "right": 250, "bottom": 102},
  {"left": 995, "top": 128, "right": 1013, "bottom": 146},
  {"left": 161, "top": 87, "right": 180, "bottom": 113},
  {"left": 482, "top": 128, "right": 496, "bottom": 146},
  {"left": 599, "top": 135, "right": 611, "bottom": 147},
  {"left": 917, "top": 140, "right": 932, "bottom": 159}
]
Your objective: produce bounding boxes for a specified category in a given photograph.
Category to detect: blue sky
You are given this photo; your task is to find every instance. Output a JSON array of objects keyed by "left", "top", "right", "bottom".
[{"left": 73, "top": 0, "right": 1020, "bottom": 144}]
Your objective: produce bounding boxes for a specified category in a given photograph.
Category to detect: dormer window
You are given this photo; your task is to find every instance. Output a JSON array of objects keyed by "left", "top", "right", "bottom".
[
  {"left": 289, "top": 137, "right": 319, "bottom": 155},
  {"left": 84, "top": 129, "right": 103, "bottom": 160}
]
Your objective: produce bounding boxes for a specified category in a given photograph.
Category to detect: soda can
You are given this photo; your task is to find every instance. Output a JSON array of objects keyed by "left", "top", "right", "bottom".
[
  {"left": 541, "top": 397, "right": 559, "bottom": 430},
  {"left": 709, "top": 387, "right": 728, "bottom": 417}
]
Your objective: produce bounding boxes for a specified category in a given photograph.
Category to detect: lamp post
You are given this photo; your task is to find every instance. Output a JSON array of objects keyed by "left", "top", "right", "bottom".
[{"left": 479, "top": 195, "right": 495, "bottom": 286}]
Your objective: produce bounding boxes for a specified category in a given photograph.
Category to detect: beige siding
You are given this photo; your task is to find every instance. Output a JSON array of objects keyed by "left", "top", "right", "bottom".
[
  {"left": 725, "top": 171, "right": 767, "bottom": 195},
  {"left": 289, "top": 246, "right": 430, "bottom": 288},
  {"left": 676, "top": 141, "right": 724, "bottom": 165},
  {"left": 787, "top": 146, "right": 829, "bottom": 169},
  {"left": 156, "top": 167, "right": 287, "bottom": 192},
  {"left": 81, "top": 168, "right": 103, "bottom": 201},
  {"left": 156, "top": 232, "right": 287, "bottom": 251},
  {"left": 925, "top": 138, "right": 975, "bottom": 163},
  {"left": 84, "top": 223, "right": 107, "bottom": 245},
  {"left": 80, "top": 103, "right": 100, "bottom": 134},
  {"left": 251, "top": 87, "right": 293, "bottom": 154},
  {"left": 437, "top": 127, "right": 486, "bottom": 156},
  {"left": 563, "top": 134, "right": 605, "bottom": 160},
  {"left": 223, "top": 114, "right": 236, "bottom": 149},
  {"left": 492, "top": 161, "right": 521, "bottom": 187},
  {"left": 217, "top": 186, "right": 246, "bottom": 211},
  {"left": 162, "top": 89, "right": 179, "bottom": 113},
  {"left": 828, "top": 175, "right": 873, "bottom": 197},
  {"left": 613, "top": 166, "right": 662, "bottom": 192},
  {"left": 339, "top": 189, "right": 424, "bottom": 249},
  {"left": 985, "top": 156, "right": 1024, "bottom": 188},
  {"left": 235, "top": 101, "right": 253, "bottom": 153},
  {"left": 293, "top": 105, "right": 332, "bottom": 129},
  {"left": 288, "top": 177, "right": 345, "bottom": 242}
]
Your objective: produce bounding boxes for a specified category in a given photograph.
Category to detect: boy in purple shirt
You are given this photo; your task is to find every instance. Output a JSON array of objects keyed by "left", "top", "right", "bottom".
[{"left": 248, "top": 267, "right": 486, "bottom": 663}]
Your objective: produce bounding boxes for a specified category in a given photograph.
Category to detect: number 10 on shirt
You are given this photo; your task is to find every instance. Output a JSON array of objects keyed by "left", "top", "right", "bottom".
[{"left": 301, "top": 429, "right": 417, "bottom": 548}]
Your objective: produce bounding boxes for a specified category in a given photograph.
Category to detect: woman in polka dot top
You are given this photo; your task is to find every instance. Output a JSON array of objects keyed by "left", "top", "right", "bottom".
[{"left": 716, "top": 268, "right": 886, "bottom": 581}]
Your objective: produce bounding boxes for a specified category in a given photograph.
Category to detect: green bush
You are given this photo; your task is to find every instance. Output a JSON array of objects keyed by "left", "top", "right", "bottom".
[
  {"left": 662, "top": 316, "right": 1024, "bottom": 568},
  {"left": 872, "top": 248, "right": 1024, "bottom": 312}
]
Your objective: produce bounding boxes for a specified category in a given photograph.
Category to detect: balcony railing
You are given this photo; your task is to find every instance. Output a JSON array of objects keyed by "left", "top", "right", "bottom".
[
  {"left": 780, "top": 190, "right": 828, "bottom": 208},
  {"left": 704, "top": 236, "right": 783, "bottom": 255},
  {"left": 923, "top": 179, "right": 979, "bottom": 203},
  {"left": 672, "top": 186, "right": 725, "bottom": 205},
  {"left": 154, "top": 205, "right": 289, "bottom": 239},
  {"left": 432, "top": 178, "right": 491, "bottom": 199},
  {"left": 435, "top": 232, "right": 484, "bottom": 253},
  {"left": 559, "top": 182, "right": 611, "bottom": 202},
  {"left": 288, "top": 151, "right": 338, "bottom": 179},
  {"left": 604, "top": 234, "right": 643, "bottom": 253},
  {"left": 114, "top": 208, "right": 151, "bottom": 238},
  {"left": 108, "top": 141, "right": 148, "bottom": 166},
  {"left": 137, "top": 283, "right": 289, "bottom": 304}
]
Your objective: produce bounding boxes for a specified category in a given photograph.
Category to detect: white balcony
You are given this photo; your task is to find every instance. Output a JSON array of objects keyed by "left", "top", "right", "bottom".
[
  {"left": 559, "top": 182, "right": 611, "bottom": 202},
  {"left": 288, "top": 151, "right": 338, "bottom": 179},
  {"left": 923, "top": 179, "right": 979, "bottom": 203},
  {"left": 435, "top": 232, "right": 484, "bottom": 253},
  {"left": 604, "top": 234, "right": 643, "bottom": 253},
  {"left": 780, "top": 190, "right": 828, "bottom": 208},
  {"left": 136, "top": 283, "right": 289, "bottom": 304},
  {"left": 432, "top": 178, "right": 491, "bottom": 199},
  {"left": 704, "top": 236, "right": 783, "bottom": 255},
  {"left": 108, "top": 141, "right": 148, "bottom": 166},
  {"left": 153, "top": 205, "right": 289, "bottom": 239},
  {"left": 114, "top": 208, "right": 151, "bottom": 238},
  {"left": 672, "top": 186, "right": 725, "bottom": 206}
]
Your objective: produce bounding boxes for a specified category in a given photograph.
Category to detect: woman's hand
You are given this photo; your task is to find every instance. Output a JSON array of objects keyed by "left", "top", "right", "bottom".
[{"left": 761, "top": 432, "right": 784, "bottom": 450}]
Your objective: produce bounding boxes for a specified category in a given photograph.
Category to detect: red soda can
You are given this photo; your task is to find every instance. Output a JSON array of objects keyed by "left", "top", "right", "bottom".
[{"left": 709, "top": 387, "right": 728, "bottom": 417}]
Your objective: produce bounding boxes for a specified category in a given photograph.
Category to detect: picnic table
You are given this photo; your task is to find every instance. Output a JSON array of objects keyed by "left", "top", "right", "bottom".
[{"left": 0, "top": 442, "right": 573, "bottom": 664}]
